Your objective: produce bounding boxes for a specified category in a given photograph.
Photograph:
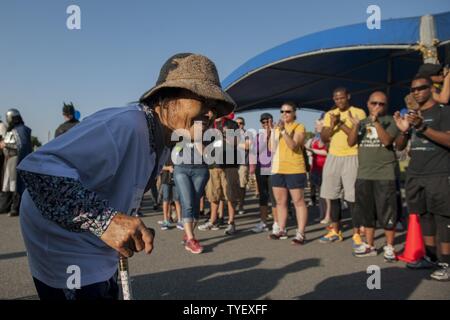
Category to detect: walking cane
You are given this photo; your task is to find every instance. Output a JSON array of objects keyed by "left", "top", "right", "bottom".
[
  {"left": 119, "top": 227, "right": 155, "bottom": 300},
  {"left": 119, "top": 255, "right": 133, "bottom": 300}
]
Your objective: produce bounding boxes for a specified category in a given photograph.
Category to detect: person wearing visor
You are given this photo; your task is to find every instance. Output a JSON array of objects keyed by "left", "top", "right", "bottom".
[{"left": 17, "top": 53, "right": 236, "bottom": 299}]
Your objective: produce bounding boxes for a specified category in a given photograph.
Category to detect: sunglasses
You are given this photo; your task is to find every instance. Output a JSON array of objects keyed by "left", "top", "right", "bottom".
[
  {"left": 410, "top": 85, "right": 430, "bottom": 93},
  {"left": 260, "top": 119, "right": 270, "bottom": 124},
  {"left": 280, "top": 110, "right": 293, "bottom": 114},
  {"left": 236, "top": 122, "right": 244, "bottom": 125},
  {"left": 369, "top": 101, "right": 386, "bottom": 107}
]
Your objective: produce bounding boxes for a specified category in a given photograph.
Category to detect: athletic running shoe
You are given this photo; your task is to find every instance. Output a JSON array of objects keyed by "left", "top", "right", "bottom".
[
  {"left": 213, "top": 217, "right": 224, "bottom": 230},
  {"left": 354, "top": 243, "right": 377, "bottom": 257},
  {"left": 383, "top": 245, "right": 397, "bottom": 263},
  {"left": 160, "top": 220, "right": 171, "bottom": 231},
  {"left": 406, "top": 256, "right": 437, "bottom": 269},
  {"left": 320, "top": 218, "right": 331, "bottom": 225},
  {"left": 251, "top": 221, "right": 269, "bottom": 233},
  {"left": 272, "top": 222, "right": 281, "bottom": 234},
  {"left": 185, "top": 239, "right": 203, "bottom": 254},
  {"left": 198, "top": 221, "right": 216, "bottom": 231},
  {"left": 224, "top": 223, "right": 236, "bottom": 235},
  {"left": 291, "top": 230, "right": 306, "bottom": 245},
  {"left": 319, "top": 230, "right": 343, "bottom": 243},
  {"left": 430, "top": 263, "right": 449, "bottom": 282},
  {"left": 269, "top": 230, "right": 288, "bottom": 240},
  {"left": 176, "top": 222, "right": 184, "bottom": 230},
  {"left": 352, "top": 233, "right": 363, "bottom": 249}
]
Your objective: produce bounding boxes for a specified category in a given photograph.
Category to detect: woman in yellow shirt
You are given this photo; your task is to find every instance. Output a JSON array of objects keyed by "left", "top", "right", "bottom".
[{"left": 269, "top": 102, "right": 308, "bottom": 244}]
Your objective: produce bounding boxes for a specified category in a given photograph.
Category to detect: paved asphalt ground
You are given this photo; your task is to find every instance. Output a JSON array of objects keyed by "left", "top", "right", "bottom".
[{"left": 0, "top": 189, "right": 449, "bottom": 300}]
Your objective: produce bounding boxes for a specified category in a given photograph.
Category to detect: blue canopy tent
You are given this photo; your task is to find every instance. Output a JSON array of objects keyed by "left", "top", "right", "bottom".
[{"left": 224, "top": 11, "right": 450, "bottom": 113}]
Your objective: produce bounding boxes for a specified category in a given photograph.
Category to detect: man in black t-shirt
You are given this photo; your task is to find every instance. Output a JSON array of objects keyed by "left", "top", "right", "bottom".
[{"left": 395, "top": 75, "right": 450, "bottom": 282}]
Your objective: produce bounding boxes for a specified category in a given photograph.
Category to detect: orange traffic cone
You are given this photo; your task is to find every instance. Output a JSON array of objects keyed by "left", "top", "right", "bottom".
[{"left": 397, "top": 214, "right": 425, "bottom": 263}]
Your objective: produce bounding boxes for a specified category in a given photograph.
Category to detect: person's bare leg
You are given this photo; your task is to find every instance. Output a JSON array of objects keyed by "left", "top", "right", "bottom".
[
  {"left": 209, "top": 201, "right": 219, "bottom": 224},
  {"left": 441, "top": 242, "right": 450, "bottom": 256},
  {"left": 199, "top": 196, "right": 205, "bottom": 215},
  {"left": 324, "top": 198, "right": 331, "bottom": 220},
  {"left": 385, "top": 229, "right": 395, "bottom": 246},
  {"left": 218, "top": 200, "right": 224, "bottom": 220},
  {"left": 175, "top": 201, "right": 182, "bottom": 223},
  {"left": 163, "top": 201, "right": 170, "bottom": 222},
  {"left": 365, "top": 227, "right": 375, "bottom": 247},
  {"left": 423, "top": 235, "right": 439, "bottom": 263},
  {"left": 272, "top": 207, "right": 278, "bottom": 225},
  {"left": 289, "top": 189, "right": 308, "bottom": 234},
  {"left": 228, "top": 201, "right": 236, "bottom": 224},
  {"left": 260, "top": 205, "right": 269, "bottom": 224},
  {"left": 273, "top": 187, "right": 288, "bottom": 230},
  {"left": 238, "top": 187, "right": 246, "bottom": 211},
  {"left": 184, "top": 222, "right": 194, "bottom": 240}
]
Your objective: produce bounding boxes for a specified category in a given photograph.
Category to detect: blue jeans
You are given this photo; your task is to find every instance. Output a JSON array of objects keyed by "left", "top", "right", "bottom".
[{"left": 173, "top": 166, "right": 209, "bottom": 223}]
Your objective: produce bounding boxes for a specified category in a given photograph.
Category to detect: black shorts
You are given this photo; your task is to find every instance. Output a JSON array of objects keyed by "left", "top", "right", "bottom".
[
  {"left": 255, "top": 167, "right": 276, "bottom": 207},
  {"left": 354, "top": 179, "right": 398, "bottom": 230},
  {"left": 271, "top": 173, "right": 307, "bottom": 190},
  {"left": 405, "top": 175, "right": 450, "bottom": 217},
  {"left": 419, "top": 212, "right": 450, "bottom": 242}
]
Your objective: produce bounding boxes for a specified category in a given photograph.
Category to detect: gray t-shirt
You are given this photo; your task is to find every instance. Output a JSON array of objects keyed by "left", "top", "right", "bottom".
[{"left": 357, "top": 115, "right": 399, "bottom": 180}]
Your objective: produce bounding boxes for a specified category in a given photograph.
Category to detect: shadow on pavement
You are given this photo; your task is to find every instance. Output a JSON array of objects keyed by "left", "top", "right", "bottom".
[
  {"left": 0, "top": 251, "right": 27, "bottom": 261},
  {"left": 132, "top": 257, "right": 320, "bottom": 300},
  {"left": 296, "top": 266, "right": 432, "bottom": 300}
]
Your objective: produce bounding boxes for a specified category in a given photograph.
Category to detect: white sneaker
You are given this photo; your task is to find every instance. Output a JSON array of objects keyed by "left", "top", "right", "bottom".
[
  {"left": 251, "top": 221, "right": 269, "bottom": 233},
  {"left": 383, "top": 245, "right": 397, "bottom": 262},
  {"left": 198, "top": 221, "right": 215, "bottom": 231},
  {"left": 354, "top": 243, "right": 377, "bottom": 257},
  {"left": 272, "top": 222, "right": 280, "bottom": 234},
  {"left": 225, "top": 223, "right": 236, "bottom": 235}
]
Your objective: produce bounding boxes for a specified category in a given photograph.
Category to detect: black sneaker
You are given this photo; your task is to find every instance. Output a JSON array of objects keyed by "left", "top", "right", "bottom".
[
  {"left": 406, "top": 256, "right": 438, "bottom": 270},
  {"left": 430, "top": 263, "right": 449, "bottom": 281}
]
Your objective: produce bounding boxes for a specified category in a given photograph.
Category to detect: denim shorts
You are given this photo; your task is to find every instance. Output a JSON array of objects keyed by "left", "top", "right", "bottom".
[
  {"left": 271, "top": 173, "right": 307, "bottom": 189},
  {"left": 161, "top": 184, "right": 179, "bottom": 202}
]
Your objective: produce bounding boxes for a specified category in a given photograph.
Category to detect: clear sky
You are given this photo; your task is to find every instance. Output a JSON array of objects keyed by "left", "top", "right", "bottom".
[{"left": 1, "top": 0, "right": 449, "bottom": 143}]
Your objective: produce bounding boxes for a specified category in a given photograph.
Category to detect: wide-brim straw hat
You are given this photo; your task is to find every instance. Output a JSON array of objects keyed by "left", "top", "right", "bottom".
[{"left": 140, "top": 53, "right": 236, "bottom": 118}]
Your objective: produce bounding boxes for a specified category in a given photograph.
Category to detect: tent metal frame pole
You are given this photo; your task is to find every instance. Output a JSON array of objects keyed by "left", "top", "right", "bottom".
[
  {"left": 419, "top": 15, "right": 439, "bottom": 64},
  {"left": 387, "top": 53, "right": 393, "bottom": 97}
]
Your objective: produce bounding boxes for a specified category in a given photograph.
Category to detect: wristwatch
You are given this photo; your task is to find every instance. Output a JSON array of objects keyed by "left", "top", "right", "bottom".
[{"left": 416, "top": 123, "right": 428, "bottom": 133}]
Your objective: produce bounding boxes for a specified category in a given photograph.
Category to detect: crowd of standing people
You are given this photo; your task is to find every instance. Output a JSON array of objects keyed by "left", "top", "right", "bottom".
[
  {"left": 152, "top": 63, "right": 450, "bottom": 284},
  {"left": 7, "top": 53, "right": 450, "bottom": 300}
]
